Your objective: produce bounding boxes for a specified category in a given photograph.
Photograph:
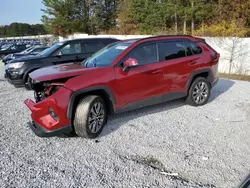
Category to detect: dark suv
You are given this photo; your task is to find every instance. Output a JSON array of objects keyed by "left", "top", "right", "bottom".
[
  {"left": 5, "top": 38, "right": 119, "bottom": 89},
  {"left": 24, "top": 35, "right": 220, "bottom": 138}
]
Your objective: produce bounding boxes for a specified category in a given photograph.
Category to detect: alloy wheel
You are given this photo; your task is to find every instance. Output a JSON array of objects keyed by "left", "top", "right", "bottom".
[
  {"left": 88, "top": 102, "right": 105, "bottom": 133},
  {"left": 192, "top": 81, "right": 209, "bottom": 104}
]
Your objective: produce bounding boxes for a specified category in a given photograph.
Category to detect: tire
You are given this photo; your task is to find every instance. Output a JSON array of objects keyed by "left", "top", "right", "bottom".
[
  {"left": 24, "top": 75, "right": 32, "bottom": 90},
  {"left": 73, "top": 95, "right": 107, "bottom": 138},
  {"left": 0, "top": 55, "right": 5, "bottom": 60},
  {"left": 186, "top": 77, "right": 211, "bottom": 106}
]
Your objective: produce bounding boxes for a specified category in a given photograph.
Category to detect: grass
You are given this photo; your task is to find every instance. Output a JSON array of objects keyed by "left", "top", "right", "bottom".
[{"left": 219, "top": 73, "right": 250, "bottom": 82}]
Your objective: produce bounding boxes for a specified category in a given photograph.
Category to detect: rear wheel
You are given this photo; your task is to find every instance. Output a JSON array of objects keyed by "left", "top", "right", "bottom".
[
  {"left": 74, "top": 95, "right": 107, "bottom": 138},
  {"left": 186, "top": 77, "right": 211, "bottom": 106}
]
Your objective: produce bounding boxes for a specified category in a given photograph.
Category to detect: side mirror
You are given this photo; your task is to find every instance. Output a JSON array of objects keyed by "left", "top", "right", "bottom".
[{"left": 123, "top": 58, "right": 138, "bottom": 72}]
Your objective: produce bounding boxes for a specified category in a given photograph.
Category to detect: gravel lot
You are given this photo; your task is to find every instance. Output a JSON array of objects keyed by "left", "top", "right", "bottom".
[{"left": 0, "top": 62, "right": 249, "bottom": 188}]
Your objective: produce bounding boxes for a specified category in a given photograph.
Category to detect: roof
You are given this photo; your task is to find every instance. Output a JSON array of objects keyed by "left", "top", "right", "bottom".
[{"left": 62, "top": 37, "right": 119, "bottom": 43}]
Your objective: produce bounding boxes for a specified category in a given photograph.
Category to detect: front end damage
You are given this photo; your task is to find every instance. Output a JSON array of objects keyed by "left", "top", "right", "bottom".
[
  {"left": 24, "top": 78, "right": 73, "bottom": 137},
  {"left": 31, "top": 78, "right": 71, "bottom": 102}
]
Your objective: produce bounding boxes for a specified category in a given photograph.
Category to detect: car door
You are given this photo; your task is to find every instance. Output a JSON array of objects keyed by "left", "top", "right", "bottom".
[
  {"left": 51, "top": 41, "right": 83, "bottom": 65},
  {"left": 114, "top": 42, "right": 165, "bottom": 110},
  {"left": 158, "top": 40, "right": 201, "bottom": 100}
]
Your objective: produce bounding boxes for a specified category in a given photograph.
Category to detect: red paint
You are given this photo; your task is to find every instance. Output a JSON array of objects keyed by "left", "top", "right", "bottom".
[{"left": 24, "top": 36, "right": 219, "bottom": 132}]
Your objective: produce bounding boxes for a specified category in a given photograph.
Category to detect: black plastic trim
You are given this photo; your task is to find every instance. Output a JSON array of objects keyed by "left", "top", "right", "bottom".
[
  {"left": 28, "top": 121, "right": 73, "bottom": 137},
  {"left": 116, "top": 92, "right": 186, "bottom": 113},
  {"left": 186, "top": 69, "right": 213, "bottom": 89},
  {"left": 67, "top": 85, "right": 116, "bottom": 119}
]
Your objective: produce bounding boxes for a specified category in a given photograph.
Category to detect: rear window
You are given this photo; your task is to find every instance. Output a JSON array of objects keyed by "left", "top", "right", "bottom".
[
  {"left": 159, "top": 41, "right": 192, "bottom": 60},
  {"left": 188, "top": 42, "right": 202, "bottom": 54}
]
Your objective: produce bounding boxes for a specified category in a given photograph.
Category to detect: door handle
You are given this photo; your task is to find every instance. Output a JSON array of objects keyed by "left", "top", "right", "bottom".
[
  {"left": 188, "top": 61, "right": 197, "bottom": 65},
  {"left": 151, "top": 69, "right": 162, "bottom": 74}
]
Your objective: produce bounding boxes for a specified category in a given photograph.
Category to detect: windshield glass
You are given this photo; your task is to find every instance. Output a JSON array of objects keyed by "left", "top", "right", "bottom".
[
  {"left": 84, "top": 42, "right": 132, "bottom": 67},
  {"left": 38, "top": 42, "right": 63, "bottom": 56}
]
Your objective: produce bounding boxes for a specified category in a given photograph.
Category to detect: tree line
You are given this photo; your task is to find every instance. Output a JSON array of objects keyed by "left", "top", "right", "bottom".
[
  {"left": 42, "top": 0, "right": 250, "bottom": 37},
  {"left": 2, "top": 0, "right": 249, "bottom": 37},
  {"left": 0, "top": 23, "right": 47, "bottom": 38}
]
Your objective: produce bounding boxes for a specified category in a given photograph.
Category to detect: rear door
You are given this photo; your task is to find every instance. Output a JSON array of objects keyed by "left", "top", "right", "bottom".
[
  {"left": 159, "top": 40, "right": 201, "bottom": 98},
  {"left": 51, "top": 40, "right": 83, "bottom": 65},
  {"left": 114, "top": 42, "right": 165, "bottom": 109}
]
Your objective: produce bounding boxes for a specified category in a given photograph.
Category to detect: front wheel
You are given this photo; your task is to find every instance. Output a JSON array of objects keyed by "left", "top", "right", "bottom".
[
  {"left": 186, "top": 77, "right": 211, "bottom": 106},
  {"left": 24, "top": 76, "right": 32, "bottom": 90},
  {"left": 74, "top": 95, "right": 107, "bottom": 138}
]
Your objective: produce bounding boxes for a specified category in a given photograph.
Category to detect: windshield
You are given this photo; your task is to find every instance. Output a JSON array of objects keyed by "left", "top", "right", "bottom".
[
  {"left": 38, "top": 43, "right": 63, "bottom": 57},
  {"left": 84, "top": 42, "right": 132, "bottom": 67}
]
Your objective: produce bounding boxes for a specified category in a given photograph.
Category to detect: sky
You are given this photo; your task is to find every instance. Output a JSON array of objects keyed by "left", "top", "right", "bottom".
[{"left": 0, "top": 0, "right": 44, "bottom": 25}]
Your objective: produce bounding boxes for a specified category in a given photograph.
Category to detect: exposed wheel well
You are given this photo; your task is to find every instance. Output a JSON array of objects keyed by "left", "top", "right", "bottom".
[{"left": 71, "top": 89, "right": 114, "bottom": 120}]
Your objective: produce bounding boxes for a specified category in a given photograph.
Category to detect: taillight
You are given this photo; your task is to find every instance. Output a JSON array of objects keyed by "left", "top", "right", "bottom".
[{"left": 214, "top": 52, "right": 220, "bottom": 61}]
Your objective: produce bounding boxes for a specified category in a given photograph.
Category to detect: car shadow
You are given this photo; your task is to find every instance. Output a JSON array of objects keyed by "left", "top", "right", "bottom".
[{"left": 209, "top": 78, "right": 235, "bottom": 102}]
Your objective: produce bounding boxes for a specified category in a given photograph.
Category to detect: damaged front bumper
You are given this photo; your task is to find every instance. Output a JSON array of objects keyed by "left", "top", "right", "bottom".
[
  {"left": 27, "top": 121, "right": 72, "bottom": 137},
  {"left": 24, "top": 87, "right": 73, "bottom": 137}
]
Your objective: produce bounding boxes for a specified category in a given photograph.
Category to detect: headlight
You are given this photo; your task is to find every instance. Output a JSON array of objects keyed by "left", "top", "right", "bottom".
[{"left": 8, "top": 62, "right": 24, "bottom": 69}]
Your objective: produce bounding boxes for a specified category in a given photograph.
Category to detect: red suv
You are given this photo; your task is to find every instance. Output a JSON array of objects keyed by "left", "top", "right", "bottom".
[{"left": 24, "top": 35, "right": 220, "bottom": 138}]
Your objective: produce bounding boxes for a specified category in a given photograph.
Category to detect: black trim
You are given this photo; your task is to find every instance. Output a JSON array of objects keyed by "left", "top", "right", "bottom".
[
  {"left": 186, "top": 69, "right": 213, "bottom": 89},
  {"left": 67, "top": 86, "right": 116, "bottom": 119},
  {"left": 116, "top": 92, "right": 186, "bottom": 113},
  {"left": 137, "top": 35, "right": 193, "bottom": 42},
  {"left": 28, "top": 121, "right": 73, "bottom": 137}
]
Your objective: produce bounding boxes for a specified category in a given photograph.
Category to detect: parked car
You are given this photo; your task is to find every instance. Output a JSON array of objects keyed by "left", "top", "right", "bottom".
[
  {"left": 0, "top": 44, "right": 27, "bottom": 59},
  {"left": 24, "top": 35, "right": 220, "bottom": 138},
  {"left": 2, "top": 46, "right": 49, "bottom": 64},
  {"left": 5, "top": 38, "right": 119, "bottom": 89}
]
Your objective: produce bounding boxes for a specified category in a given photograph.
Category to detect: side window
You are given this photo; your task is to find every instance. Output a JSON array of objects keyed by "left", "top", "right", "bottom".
[
  {"left": 188, "top": 42, "right": 202, "bottom": 54},
  {"left": 160, "top": 41, "right": 191, "bottom": 60},
  {"left": 32, "top": 48, "right": 41, "bottom": 53},
  {"left": 83, "top": 41, "right": 103, "bottom": 53},
  {"left": 57, "top": 42, "right": 82, "bottom": 55},
  {"left": 126, "top": 43, "right": 158, "bottom": 65}
]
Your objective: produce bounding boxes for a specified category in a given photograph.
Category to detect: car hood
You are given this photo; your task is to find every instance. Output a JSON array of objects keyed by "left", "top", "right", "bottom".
[
  {"left": 12, "top": 54, "right": 44, "bottom": 62},
  {"left": 14, "top": 52, "right": 24, "bottom": 56},
  {"left": 30, "top": 63, "right": 94, "bottom": 82}
]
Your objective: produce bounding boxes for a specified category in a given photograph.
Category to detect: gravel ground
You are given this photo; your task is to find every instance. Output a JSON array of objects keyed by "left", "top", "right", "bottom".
[{"left": 0, "top": 62, "right": 249, "bottom": 188}]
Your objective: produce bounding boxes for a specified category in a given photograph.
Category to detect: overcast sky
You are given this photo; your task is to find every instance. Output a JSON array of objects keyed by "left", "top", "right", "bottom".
[{"left": 0, "top": 0, "right": 44, "bottom": 25}]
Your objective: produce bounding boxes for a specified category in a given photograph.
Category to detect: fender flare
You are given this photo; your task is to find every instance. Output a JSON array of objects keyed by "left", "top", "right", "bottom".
[
  {"left": 22, "top": 67, "right": 41, "bottom": 83},
  {"left": 186, "top": 68, "right": 213, "bottom": 89},
  {"left": 67, "top": 85, "right": 116, "bottom": 119}
]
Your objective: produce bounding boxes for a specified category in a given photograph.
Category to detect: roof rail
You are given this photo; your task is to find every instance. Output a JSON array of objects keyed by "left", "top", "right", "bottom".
[{"left": 137, "top": 35, "right": 193, "bottom": 42}]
